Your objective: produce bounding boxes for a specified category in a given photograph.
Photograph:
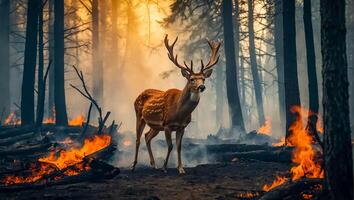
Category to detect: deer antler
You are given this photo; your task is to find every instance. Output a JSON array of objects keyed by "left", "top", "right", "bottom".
[
  {"left": 164, "top": 34, "right": 193, "bottom": 73},
  {"left": 200, "top": 39, "right": 221, "bottom": 72}
]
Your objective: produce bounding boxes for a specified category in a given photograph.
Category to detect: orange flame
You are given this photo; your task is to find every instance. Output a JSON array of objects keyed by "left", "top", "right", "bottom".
[
  {"left": 2, "top": 134, "right": 111, "bottom": 185},
  {"left": 257, "top": 117, "right": 272, "bottom": 135},
  {"left": 3, "top": 112, "right": 21, "bottom": 125},
  {"left": 263, "top": 176, "right": 288, "bottom": 192},
  {"left": 263, "top": 106, "right": 323, "bottom": 191},
  {"left": 43, "top": 117, "right": 55, "bottom": 124},
  {"left": 288, "top": 106, "right": 324, "bottom": 181},
  {"left": 68, "top": 115, "right": 85, "bottom": 126}
]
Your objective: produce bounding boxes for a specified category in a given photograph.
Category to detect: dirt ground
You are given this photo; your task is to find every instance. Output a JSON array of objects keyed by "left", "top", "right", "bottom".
[{"left": 0, "top": 160, "right": 290, "bottom": 200}]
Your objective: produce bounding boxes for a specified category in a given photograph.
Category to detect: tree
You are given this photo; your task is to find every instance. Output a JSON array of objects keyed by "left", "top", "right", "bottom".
[
  {"left": 222, "top": 0, "right": 245, "bottom": 133},
  {"left": 321, "top": 0, "right": 353, "bottom": 199},
  {"left": 303, "top": 0, "right": 319, "bottom": 136},
  {"left": 48, "top": 0, "right": 55, "bottom": 117},
  {"left": 283, "top": 0, "right": 301, "bottom": 140},
  {"left": 54, "top": 0, "right": 68, "bottom": 125},
  {"left": 347, "top": 0, "right": 354, "bottom": 128},
  {"left": 274, "top": 0, "right": 285, "bottom": 132},
  {"left": 0, "top": 0, "right": 10, "bottom": 117},
  {"left": 92, "top": 0, "right": 103, "bottom": 108},
  {"left": 21, "top": 0, "right": 41, "bottom": 125},
  {"left": 36, "top": 0, "right": 45, "bottom": 127},
  {"left": 247, "top": 0, "right": 265, "bottom": 126}
]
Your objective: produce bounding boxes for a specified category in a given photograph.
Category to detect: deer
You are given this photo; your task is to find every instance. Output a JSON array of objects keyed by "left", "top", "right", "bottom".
[{"left": 131, "top": 35, "right": 221, "bottom": 174}]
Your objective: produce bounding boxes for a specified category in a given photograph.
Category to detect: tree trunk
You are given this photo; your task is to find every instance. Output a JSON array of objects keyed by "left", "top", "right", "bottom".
[
  {"left": 247, "top": 0, "right": 265, "bottom": 126},
  {"left": 48, "top": 0, "right": 54, "bottom": 117},
  {"left": 100, "top": 0, "right": 106, "bottom": 103},
  {"left": 0, "top": 0, "right": 10, "bottom": 118},
  {"left": 283, "top": 0, "right": 301, "bottom": 140},
  {"left": 215, "top": 62, "right": 223, "bottom": 127},
  {"left": 111, "top": 0, "right": 118, "bottom": 66},
  {"left": 92, "top": 0, "right": 103, "bottom": 109},
  {"left": 347, "top": 0, "right": 354, "bottom": 128},
  {"left": 36, "top": 1, "right": 44, "bottom": 127},
  {"left": 221, "top": 0, "right": 245, "bottom": 134},
  {"left": 303, "top": 0, "right": 319, "bottom": 136},
  {"left": 321, "top": 0, "right": 353, "bottom": 199},
  {"left": 54, "top": 0, "right": 68, "bottom": 125},
  {"left": 21, "top": 0, "right": 40, "bottom": 125},
  {"left": 274, "top": 0, "right": 285, "bottom": 132}
]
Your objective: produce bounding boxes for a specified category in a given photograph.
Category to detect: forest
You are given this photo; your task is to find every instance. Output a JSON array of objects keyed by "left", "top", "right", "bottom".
[{"left": 0, "top": 0, "right": 353, "bottom": 199}]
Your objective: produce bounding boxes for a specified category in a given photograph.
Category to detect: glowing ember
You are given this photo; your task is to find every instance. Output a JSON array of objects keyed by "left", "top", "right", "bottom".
[
  {"left": 263, "top": 176, "right": 288, "bottom": 192},
  {"left": 68, "top": 115, "right": 85, "bottom": 126},
  {"left": 257, "top": 117, "right": 272, "bottom": 135},
  {"left": 272, "top": 137, "right": 285, "bottom": 147},
  {"left": 263, "top": 106, "right": 323, "bottom": 191},
  {"left": 123, "top": 139, "right": 132, "bottom": 147},
  {"left": 1, "top": 135, "right": 111, "bottom": 185},
  {"left": 43, "top": 117, "right": 55, "bottom": 124},
  {"left": 236, "top": 191, "right": 260, "bottom": 198}
]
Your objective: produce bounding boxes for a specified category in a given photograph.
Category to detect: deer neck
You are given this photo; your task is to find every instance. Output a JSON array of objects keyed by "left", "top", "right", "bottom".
[{"left": 177, "top": 82, "right": 200, "bottom": 114}]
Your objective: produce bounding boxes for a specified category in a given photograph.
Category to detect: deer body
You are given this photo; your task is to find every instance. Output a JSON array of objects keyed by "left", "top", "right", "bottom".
[{"left": 132, "top": 35, "right": 220, "bottom": 174}]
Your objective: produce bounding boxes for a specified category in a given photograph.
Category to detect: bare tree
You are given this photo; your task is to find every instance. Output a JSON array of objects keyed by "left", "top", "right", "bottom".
[
  {"left": 0, "top": 0, "right": 10, "bottom": 117},
  {"left": 222, "top": 0, "right": 245, "bottom": 133},
  {"left": 21, "top": 0, "right": 41, "bottom": 125},
  {"left": 54, "top": 0, "right": 68, "bottom": 125},
  {"left": 283, "top": 0, "right": 301, "bottom": 140}
]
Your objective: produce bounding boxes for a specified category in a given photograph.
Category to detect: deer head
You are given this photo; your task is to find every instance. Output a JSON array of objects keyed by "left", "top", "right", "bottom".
[{"left": 164, "top": 35, "right": 221, "bottom": 93}]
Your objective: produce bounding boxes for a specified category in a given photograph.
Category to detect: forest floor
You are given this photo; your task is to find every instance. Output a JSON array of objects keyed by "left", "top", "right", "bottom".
[{"left": 0, "top": 159, "right": 289, "bottom": 200}]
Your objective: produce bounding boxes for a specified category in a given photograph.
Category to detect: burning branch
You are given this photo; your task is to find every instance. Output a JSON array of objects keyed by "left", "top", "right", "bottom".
[{"left": 70, "top": 65, "right": 111, "bottom": 135}]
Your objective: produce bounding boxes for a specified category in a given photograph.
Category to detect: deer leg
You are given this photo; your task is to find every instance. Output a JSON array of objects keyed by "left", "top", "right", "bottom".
[
  {"left": 145, "top": 129, "right": 159, "bottom": 169},
  {"left": 162, "top": 128, "right": 173, "bottom": 173},
  {"left": 131, "top": 118, "right": 146, "bottom": 172},
  {"left": 176, "top": 129, "right": 185, "bottom": 174}
]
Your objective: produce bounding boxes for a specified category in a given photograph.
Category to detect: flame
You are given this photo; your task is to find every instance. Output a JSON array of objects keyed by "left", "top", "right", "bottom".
[
  {"left": 257, "top": 117, "right": 272, "bottom": 135},
  {"left": 263, "top": 106, "right": 324, "bottom": 191},
  {"left": 123, "top": 139, "right": 132, "bottom": 147},
  {"left": 68, "top": 115, "right": 85, "bottom": 126},
  {"left": 3, "top": 112, "right": 21, "bottom": 125},
  {"left": 236, "top": 191, "right": 260, "bottom": 198},
  {"left": 39, "top": 135, "right": 111, "bottom": 170},
  {"left": 288, "top": 106, "right": 324, "bottom": 180},
  {"left": 272, "top": 137, "right": 285, "bottom": 147},
  {"left": 43, "top": 117, "right": 55, "bottom": 124},
  {"left": 263, "top": 176, "right": 288, "bottom": 192},
  {"left": 2, "top": 134, "right": 111, "bottom": 185}
]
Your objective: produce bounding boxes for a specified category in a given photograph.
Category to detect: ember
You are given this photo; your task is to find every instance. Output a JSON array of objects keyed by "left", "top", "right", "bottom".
[
  {"left": 122, "top": 139, "right": 132, "bottom": 147},
  {"left": 257, "top": 117, "right": 272, "bottom": 135},
  {"left": 263, "top": 176, "right": 288, "bottom": 192}
]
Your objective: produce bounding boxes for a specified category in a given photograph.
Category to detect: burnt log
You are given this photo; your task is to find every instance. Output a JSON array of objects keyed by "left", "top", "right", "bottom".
[
  {"left": 259, "top": 178, "right": 324, "bottom": 200},
  {"left": 0, "top": 142, "right": 52, "bottom": 157},
  {"left": 215, "top": 149, "right": 292, "bottom": 163}
]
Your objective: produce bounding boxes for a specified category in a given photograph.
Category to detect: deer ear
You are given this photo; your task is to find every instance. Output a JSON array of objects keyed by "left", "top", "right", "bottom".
[
  {"left": 181, "top": 69, "right": 190, "bottom": 78},
  {"left": 204, "top": 69, "right": 213, "bottom": 78}
]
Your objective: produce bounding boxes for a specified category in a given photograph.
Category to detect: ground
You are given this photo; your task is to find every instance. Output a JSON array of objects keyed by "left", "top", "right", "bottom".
[{"left": 0, "top": 160, "right": 289, "bottom": 200}]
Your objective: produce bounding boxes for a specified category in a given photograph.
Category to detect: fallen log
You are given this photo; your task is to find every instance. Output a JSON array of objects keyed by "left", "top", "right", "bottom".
[
  {"left": 0, "top": 160, "right": 120, "bottom": 192},
  {"left": 0, "top": 142, "right": 52, "bottom": 157},
  {"left": 0, "top": 125, "right": 34, "bottom": 139},
  {"left": 259, "top": 178, "right": 324, "bottom": 200},
  {"left": 216, "top": 149, "right": 292, "bottom": 163},
  {"left": 0, "top": 131, "right": 38, "bottom": 146}
]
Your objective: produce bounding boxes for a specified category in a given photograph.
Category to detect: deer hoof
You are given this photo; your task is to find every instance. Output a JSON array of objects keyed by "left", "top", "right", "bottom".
[
  {"left": 178, "top": 167, "right": 185, "bottom": 174},
  {"left": 162, "top": 166, "right": 168, "bottom": 173},
  {"left": 130, "top": 161, "right": 137, "bottom": 172}
]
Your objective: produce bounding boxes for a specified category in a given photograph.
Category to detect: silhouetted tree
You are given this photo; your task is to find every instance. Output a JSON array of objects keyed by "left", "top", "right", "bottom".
[
  {"left": 222, "top": 0, "right": 245, "bottom": 133},
  {"left": 54, "top": 0, "right": 68, "bottom": 125},
  {"left": 274, "top": 0, "right": 285, "bottom": 131},
  {"left": 303, "top": 0, "right": 319, "bottom": 136},
  {"left": 321, "top": 0, "right": 353, "bottom": 199},
  {"left": 247, "top": 0, "right": 265, "bottom": 126},
  {"left": 48, "top": 0, "right": 55, "bottom": 117},
  {"left": 0, "top": 0, "right": 10, "bottom": 117},
  {"left": 21, "top": 0, "right": 41, "bottom": 125},
  {"left": 283, "top": 0, "right": 301, "bottom": 140}
]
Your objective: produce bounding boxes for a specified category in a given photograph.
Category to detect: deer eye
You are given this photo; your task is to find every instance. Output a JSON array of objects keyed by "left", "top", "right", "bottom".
[{"left": 190, "top": 78, "right": 195, "bottom": 82}]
